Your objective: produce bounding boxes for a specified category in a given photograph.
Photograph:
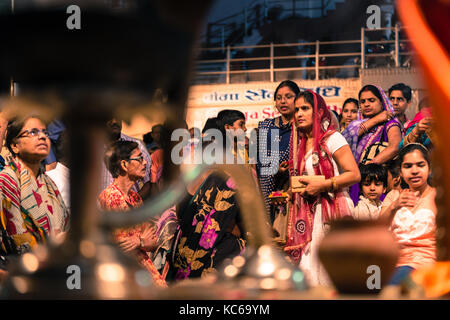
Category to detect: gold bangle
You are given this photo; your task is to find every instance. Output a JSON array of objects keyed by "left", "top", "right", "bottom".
[{"left": 330, "top": 177, "right": 338, "bottom": 192}]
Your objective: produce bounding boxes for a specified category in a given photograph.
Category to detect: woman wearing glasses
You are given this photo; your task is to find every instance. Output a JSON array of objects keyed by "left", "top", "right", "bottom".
[
  {"left": 0, "top": 116, "right": 70, "bottom": 258},
  {"left": 98, "top": 140, "right": 166, "bottom": 287}
]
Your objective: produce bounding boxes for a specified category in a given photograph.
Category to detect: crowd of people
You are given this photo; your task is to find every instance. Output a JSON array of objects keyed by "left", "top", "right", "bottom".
[{"left": 0, "top": 79, "right": 437, "bottom": 291}]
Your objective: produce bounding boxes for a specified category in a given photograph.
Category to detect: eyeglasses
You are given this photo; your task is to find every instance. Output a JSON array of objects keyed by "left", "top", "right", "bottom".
[
  {"left": 17, "top": 128, "right": 50, "bottom": 138},
  {"left": 128, "top": 155, "right": 144, "bottom": 163}
]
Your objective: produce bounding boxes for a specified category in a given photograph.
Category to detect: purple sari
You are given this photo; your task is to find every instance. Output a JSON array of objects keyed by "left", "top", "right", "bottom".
[{"left": 341, "top": 85, "right": 402, "bottom": 204}]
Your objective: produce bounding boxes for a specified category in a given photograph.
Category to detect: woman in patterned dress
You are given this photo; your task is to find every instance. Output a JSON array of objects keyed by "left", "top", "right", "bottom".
[
  {"left": 168, "top": 110, "right": 248, "bottom": 282},
  {"left": 257, "top": 80, "right": 300, "bottom": 222},
  {"left": 98, "top": 140, "right": 166, "bottom": 287},
  {"left": 0, "top": 116, "right": 70, "bottom": 259},
  {"left": 342, "top": 84, "right": 403, "bottom": 204}
]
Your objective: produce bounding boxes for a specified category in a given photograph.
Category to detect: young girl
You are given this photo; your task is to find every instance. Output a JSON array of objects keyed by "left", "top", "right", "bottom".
[
  {"left": 353, "top": 163, "right": 387, "bottom": 220},
  {"left": 380, "top": 143, "right": 436, "bottom": 285}
]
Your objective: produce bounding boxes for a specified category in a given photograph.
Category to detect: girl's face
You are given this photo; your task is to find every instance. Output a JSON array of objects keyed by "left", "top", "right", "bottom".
[
  {"left": 341, "top": 102, "right": 358, "bottom": 125},
  {"left": 275, "top": 86, "right": 296, "bottom": 118},
  {"left": 400, "top": 150, "right": 430, "bottom": 190},
  {"left": 359, "top": 90, "right": 383, "bottom": 118},
  {"left": 294, "top": 97, "right": 314, "bottom": 132}
]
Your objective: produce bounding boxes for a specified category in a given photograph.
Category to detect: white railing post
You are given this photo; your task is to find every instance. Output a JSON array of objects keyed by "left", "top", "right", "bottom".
[
  {"left": 226, "top": 45, "right": 231, "bottom": 84},
  {"left": 361, "top": 27, "right": 366, "bottom": 69},
  {"left": 395, "top": 24, "right": 400, "bottom": 67},
  {"left": 315, "top": 40, "right": 319, "bottom": 80},
  {"left": 270, "top": 42, "right": 274, "bottom": 82}
]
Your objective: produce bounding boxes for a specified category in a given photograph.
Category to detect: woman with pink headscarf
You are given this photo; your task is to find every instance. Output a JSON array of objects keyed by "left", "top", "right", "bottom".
[{"left": 284, "top": 90, "right": 360, "bottom": 286}]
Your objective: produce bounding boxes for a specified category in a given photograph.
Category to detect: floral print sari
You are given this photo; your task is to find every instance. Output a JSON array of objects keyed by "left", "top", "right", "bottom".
[{"left": 169, "top": 172, "right": 245, "bottom": 281}]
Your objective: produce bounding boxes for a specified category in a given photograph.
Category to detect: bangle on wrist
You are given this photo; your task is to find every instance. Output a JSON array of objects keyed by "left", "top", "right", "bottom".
[{"left": 330, "top": 177, "right": 338, "bottom": 192}]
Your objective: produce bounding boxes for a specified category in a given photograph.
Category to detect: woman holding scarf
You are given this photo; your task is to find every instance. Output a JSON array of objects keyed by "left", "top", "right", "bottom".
[
  {"left": 342, "top": 85, "right": 403, "bottom": 204},
  {"left": 285, "top": 90, "right": 360, "bottom": 286}
]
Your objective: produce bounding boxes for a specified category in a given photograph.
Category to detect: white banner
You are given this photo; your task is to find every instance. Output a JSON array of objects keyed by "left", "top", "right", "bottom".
[{"left": 186, "top": 79, "right": 361, "bottom": 131}]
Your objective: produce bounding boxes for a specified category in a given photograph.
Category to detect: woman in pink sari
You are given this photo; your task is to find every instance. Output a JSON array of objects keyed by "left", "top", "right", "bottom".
[{"left": 285, "top": 90, "right": 360, "bottom": 286}]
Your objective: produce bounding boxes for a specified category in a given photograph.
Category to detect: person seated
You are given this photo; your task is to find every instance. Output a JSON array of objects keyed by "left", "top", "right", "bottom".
[
  {"left": 98, "top": 140, "right": 166, "bottom": 287},
  {"left": 353, "top": 163, "right": 387, "bottom": 220}
]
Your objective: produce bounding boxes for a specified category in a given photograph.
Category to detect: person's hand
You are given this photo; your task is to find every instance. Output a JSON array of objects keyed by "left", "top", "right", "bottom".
[
  {"left": 298, "top": 176, "right": 327, "bottom": 198},
  {"left": 416, "top": 117, "right": 432, "bottom": 134},
  {"left": 270, "top": 196, "right": 287, "bottom": 206},
  {"left": 118, "top": 235, "right": 141, "bottom": 252},
  {"left": 393, "top": 189, "right": 419, "bottom": 210},
  {"left": 374, "top": 110, "right": 394, "bottom": 124},
  {"left": 140, "top": 226, "right": 158, "bottom": 252},
  {"left": 278, "top": 161, "right": 289, "bottom": 175}
]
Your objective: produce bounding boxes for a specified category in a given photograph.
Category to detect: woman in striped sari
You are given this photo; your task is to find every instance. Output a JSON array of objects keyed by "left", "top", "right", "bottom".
[{"left": 0, "top": 115, "right": 70, "bottom": 258}]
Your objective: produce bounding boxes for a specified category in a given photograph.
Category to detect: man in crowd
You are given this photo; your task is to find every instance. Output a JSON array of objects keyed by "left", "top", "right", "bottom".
[{"left": 389, "top": 83, "right": 412, "bottom": 128}]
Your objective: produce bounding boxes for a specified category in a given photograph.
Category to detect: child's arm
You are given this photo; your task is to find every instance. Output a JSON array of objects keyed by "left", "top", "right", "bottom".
[{"left": 379, "top": 190, "right": 401, "bottom": 225}]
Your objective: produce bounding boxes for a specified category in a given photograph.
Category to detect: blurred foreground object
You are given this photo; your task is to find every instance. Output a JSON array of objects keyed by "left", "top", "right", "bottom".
[
  {"left": 319, "top": 219, "right": 399, "bottom": 295},
  {"left": 0, "top": 0, "right": 213, "bottom": 298},
  {"left": 397, "top": 0, "right": 450, "bottom": 298}
]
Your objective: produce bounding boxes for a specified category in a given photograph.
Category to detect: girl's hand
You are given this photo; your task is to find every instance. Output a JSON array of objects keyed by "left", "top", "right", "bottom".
[{"left": 393, "top": 189, "right": 419, "bottom": 210}]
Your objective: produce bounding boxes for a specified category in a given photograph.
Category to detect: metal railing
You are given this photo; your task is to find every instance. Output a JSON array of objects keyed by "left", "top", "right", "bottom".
[
  {"left": 203, "top": 0, "right": 341, "bottom": 47},
  {"left": 193, "top": 25, "right": 413, "bottom": 85}
]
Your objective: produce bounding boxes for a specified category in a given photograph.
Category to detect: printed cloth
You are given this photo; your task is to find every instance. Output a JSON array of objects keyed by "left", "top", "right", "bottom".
[
  {"left": 257, "top": 117, "right": 292, "bottom": 215},
  {"left": 0, "top": 158, "right": 70, "bottom": 256},
  {"left": 285, "top": 90, "right": 353, "bottom": 262},
  {"left": 98, "top": 183, "right": 166, "bottom": 287},
  {"left": 170, "top": 172, "right": 245, "bottom": 281}
]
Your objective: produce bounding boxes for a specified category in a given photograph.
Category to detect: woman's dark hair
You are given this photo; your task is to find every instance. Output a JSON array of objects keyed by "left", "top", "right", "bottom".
[
  {"left": 216, "top": 109, "right": 246, "bottom": 151},
  {"left": 359, "top": 163, "right": 388, "bottom": 189},
  {"left": 104, "top": 140, "right": 139, "bottom": 178},
  {"left": 216, "top": 110, "right": 245, "bottom": 131},
  {"left": 388, "top": 83, "right": 412, "bottom": 102},
  {"left": 274, "top": 80, "right": 300, "bottom": 101},
  {"left": 398, "top": 143, "right": 431, "bottom": 166},
  {"left": 6, "top": 115, "right": 46, "bottom": 155},
  {"left": 294, "top": 90, "right": 315, "bottom": 107},
  {"left": 358, "top": 84, "right": 383, "bottom": 102},
  {"left": 398, "top": 143, "right": 432, "bottom": 187},
  {"left": 341, "top": 98, "right": 359, "bottom": 113},
  {"left": 202, "top": 117, "right": 218, "bottom": 133}
]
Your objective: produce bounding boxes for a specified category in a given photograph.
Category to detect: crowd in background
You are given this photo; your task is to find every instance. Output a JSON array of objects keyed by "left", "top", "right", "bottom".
[{"left": 0, "top": 79, "right": 437, "bottom": 289}]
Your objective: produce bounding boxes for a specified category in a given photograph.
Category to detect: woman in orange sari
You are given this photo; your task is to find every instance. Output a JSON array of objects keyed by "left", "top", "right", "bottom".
[{"left": 98, "top": 140, "right": 166, "bottom": 287}]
